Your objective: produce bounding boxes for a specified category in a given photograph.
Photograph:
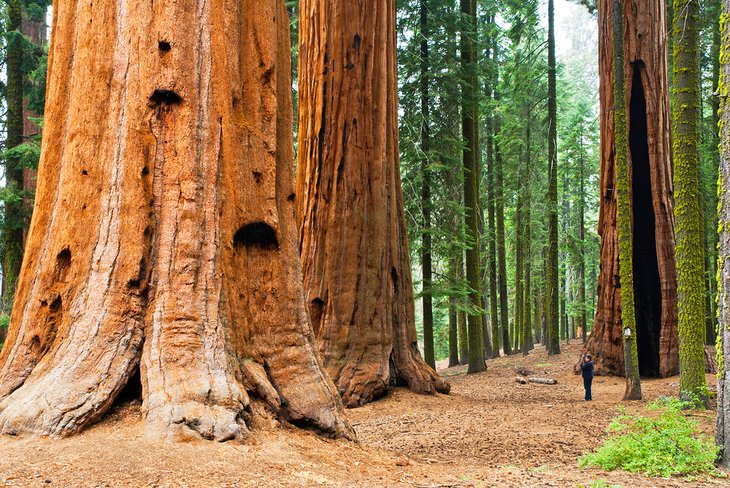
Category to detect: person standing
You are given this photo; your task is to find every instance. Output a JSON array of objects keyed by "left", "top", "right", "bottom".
[{"left": 581, "top": 354, "right": 594, "bottom": 401}]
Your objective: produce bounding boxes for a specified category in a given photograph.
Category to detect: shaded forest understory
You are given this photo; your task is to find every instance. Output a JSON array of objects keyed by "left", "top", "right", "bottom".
[{"left": 0, "top": 341, "right": 720, "bottom": 487}]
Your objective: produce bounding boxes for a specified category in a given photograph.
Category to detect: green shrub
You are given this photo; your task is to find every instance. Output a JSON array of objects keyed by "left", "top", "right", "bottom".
[
  {"left": 0, "top": 314, "right": 8, "bottom": 349},
  {"left": 578, "top": 398, "right": 723, "bottom": 478}
]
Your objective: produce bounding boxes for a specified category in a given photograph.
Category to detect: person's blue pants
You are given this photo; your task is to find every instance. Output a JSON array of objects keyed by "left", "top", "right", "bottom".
[{"left": 583, "top": 376, "right": 593, "bottom": 400}]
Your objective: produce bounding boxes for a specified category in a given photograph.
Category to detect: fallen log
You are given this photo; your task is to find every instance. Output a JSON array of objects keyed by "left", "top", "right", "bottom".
[
  {"left": 528, "top": 378, "right": 558, "bottom": 385},
  {"left": 514, "top": 377, "right": 558, "bottom": 385}
]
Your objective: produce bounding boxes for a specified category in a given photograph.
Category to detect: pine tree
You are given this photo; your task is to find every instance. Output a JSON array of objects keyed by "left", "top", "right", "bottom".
[
  {"left": 545, "top": 0, "right": 561, "bottom": 355},
  {"left": 460, "top": 0, "right": 485, "bottom": 373},
  {"left": 717, "top": 0, "right": 730, "bottom": 462},
  {"left": 612, "top": 0, "right": 641, "bottom": 400},
  {"left": 672, "top": 0, "right": 708, "bottom": 406},
  {"left": 2, "top": 0, "right": 26, "bottom": 315},
  {"left": 420, "top": 0, "right": 435, "bottom": 369}
]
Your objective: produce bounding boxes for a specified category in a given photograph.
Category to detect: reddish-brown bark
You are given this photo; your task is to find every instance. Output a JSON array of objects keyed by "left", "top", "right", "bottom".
[
  {"left": 0, "top": 0, "right": 352, "bottom": 441},
  {"left": 296, "top": 0, "right": 449, "bottom": 407},
  {"left": 586, "top": 0, "right": 678, "bottom": 377}
]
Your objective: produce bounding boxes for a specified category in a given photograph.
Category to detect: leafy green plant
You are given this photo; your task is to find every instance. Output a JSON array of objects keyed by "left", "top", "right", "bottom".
[
  {"left": 578, "top": 398, "right": 723, "bottom": 478},
  {"left": 578, "top": 480, "right": 622, "bottom": 488},
  {"left": 0, "top": 314, "right": 9, "bottom": 349}
]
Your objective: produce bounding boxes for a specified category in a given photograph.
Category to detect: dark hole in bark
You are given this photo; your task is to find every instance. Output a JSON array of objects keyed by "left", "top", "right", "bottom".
[
  {"left": 29, "top": 335, "right": 41, "bottom": 354},
  {"left": 309, "top": 298, "right": 325, "bottom": 335},
  {"left": 391, "top": 267, "right": 399, "bottom": 293},
  {"left": 629, "top": 63, "right": 662, "bottom": 378},
  {"left": 114, "top": 365, "right": 143, "bottom": 405},
  {"left": 233, "top": 222, "right": 279, "bottom": 251},
  {"left": 150, "top": 89, "right": 182, "bottom": 106},
  {"left": 389, "top": 354, "right": 406, "bottom": 388},
  {"left": 253, "top": 171, "right": 263, "bottom": 184},
  {"left": 141, "top": 166, "right": 149, "bottom": 176},
  {"left": 49, "top": 295, "right": 62, "bottom": 313},
  {"left": 128, "top": 257, "right": 147, "bottom": 289},
  {"left": 81, "top": 169, "right": 88, "bottom": 176},
  {"left": 287, "top": 193, "right": 296, "bottom": 202},
  {"left": 353, "top": 34, "right": 361, "bottom": 55},
  {"left": 158, "top": 40, "right": 171, "bottom": 52},
  {"left": 55, "top": 248, "right": 71, "bottom": 282}
]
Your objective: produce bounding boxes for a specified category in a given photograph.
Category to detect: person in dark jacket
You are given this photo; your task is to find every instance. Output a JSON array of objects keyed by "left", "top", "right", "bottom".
[{"left": 581, "top": 354, "right": 594, "bottom": 401}]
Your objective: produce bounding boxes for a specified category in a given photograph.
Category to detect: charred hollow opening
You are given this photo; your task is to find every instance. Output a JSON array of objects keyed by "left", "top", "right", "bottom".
[
  {"left": 55, "top": 248, "right": 71, "bottom": 282},
  {"left": 629, "top": 64, "right": 662, "bottom": 378},
  {"left": 112, "top": 366, "right": 142, "bottom": 411},
  {"left": 309, "top": 298, "right": 325, "bottom": 335},
  {"left": 158, "top": 40, "right": 171, "bottom": 52},
  {"left": 149, "top": 89, "right": 182, "bottom": 106},
  {"left": 233, "top": 222, "right": 279, "bottom": 251}
]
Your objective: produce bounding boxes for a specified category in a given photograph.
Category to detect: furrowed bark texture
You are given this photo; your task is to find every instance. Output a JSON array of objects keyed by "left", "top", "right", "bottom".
[
  {"left": 672, "top": 0, "right": 708, "bottom": 405},
  {"left": 612, "top": 0, "right": 641, "bottom": 400},
  {"left": 586, "top": 0, "right": 678, "bottom": 378},
  {"left": 460, "top": 0, "right": 485, "bottom": 374},
  {"left": 716, "top": 1, "right": 730, "bottom": 467},
  {"left": 0, "top": 0, "right": 352, "bottom": 441},
  {"left": 296, "top": 0, "right": 450, "bottom": 407}
]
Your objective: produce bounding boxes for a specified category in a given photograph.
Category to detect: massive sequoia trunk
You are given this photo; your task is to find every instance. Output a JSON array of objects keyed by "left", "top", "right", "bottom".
[
  {"left": 586, "top": 0, "right": 678, "bottom": 378},
  {"left": 296, "top": 0, "right": 449, "bottom": 406},
  {"left": 0, "top": 0, "right": 352, "bottom": 441}
]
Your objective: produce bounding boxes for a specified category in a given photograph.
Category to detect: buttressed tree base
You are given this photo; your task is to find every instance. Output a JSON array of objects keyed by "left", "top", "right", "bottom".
[
  {"left": 0, "top": 0, "right": 353, "bottom": 442},
  {"left": 296, "top": 0, "right": 450, "bottom": 406},
  {"left": 586, "top": 0, "right": 679, "bottom": 378}
]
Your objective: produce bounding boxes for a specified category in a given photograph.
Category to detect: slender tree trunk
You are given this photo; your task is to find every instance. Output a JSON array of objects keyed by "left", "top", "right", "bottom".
[
  {"left": 494, "top": 86, "right": 511, "bottom": 356},
  {"left": 533, "top": 289, "right": 542, "bottom": 344},
  {"left": 523, "top": 125, "right": 533, "bottom": 355},
  {"left": 486, "top": 22, "right": 500, "bottom": 358},
  {"left": 420, "top": 0, "right": 435, "bottom": 369},
  {"left": 672, "top": 0, "right": 708, "bottom": 406},
  {"left": 586, "top": 0, "right": 678, "bottom": 379},
  {"left": 2, "top": 0, "right": 26, "bottom": 315},
  {"left": 717, "top": 0, "right": 730, "bottom": 463},
  {"left": 448, "top": 300, "right": 459, "bottom": 367},
  {"left": 458, "top": 307, "right": 468, "bottom": 365},
  {"left": 707, "top": 0, "right": 721, "bottom": 346},
  {"left": 515, "top": 154, "right": 524, "bottom": 355},
  {"left": 460, "top": 0, "right": 485, "bottom": 373},
  {"left": 546, "top": 0, "right": 561, "bottom": 356},
  {"left": 297, "top": 0, "right": 449, "bottom": 406},
  {"left": 0, "top": 0, "right": 353, "bottom": 440},
  {"left": 578, "top": 129, "right": 588, "bottom": 343}
]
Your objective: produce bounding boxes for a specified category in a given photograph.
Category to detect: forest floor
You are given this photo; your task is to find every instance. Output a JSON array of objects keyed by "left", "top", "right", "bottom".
[{"left": 0, "top": 340, "right": 724, "bottom": 487}]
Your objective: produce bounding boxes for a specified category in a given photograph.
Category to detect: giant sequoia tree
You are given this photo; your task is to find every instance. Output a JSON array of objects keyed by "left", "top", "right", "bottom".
[
  {"left": 586, "top": 0, "right": 679, "bottom": 378},
  {"left": 0, "top": 0, "right": 353, "bottom": 441},
  {"left": 296, "top": 0, "right": 450, "bottom": 407}
]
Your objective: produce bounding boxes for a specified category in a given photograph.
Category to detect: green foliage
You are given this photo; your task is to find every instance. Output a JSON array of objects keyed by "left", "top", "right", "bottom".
[
  {"left": 578, "top": 481, "right": 621, "bottom": 488},
  {"left": 578, "top": 399, "right": 724, "bottom": 478}
]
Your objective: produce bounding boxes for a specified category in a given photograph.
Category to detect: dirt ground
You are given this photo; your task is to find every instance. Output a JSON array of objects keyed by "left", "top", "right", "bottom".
[{"left": 0, "top": 341, "right": 725, "bottom": 487}]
